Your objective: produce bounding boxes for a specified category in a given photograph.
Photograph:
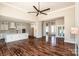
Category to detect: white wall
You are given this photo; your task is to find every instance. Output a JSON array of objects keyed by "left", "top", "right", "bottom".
[
  {"left": 55, "top": 18, "right": 64, "bottom": 25},
  {"left": 75, "top": 2, "right": 79, "bottom": 56},
  {"left": 38, "top": 5, "right": 75, "bottom": 43},
  {"left": 43, "top": 22, "right": 46, "bottom": 36}
]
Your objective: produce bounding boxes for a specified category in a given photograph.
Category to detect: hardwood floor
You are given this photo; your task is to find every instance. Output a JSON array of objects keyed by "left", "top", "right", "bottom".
[{"left": 0, "top": 37, "right": 75, "bottom": 56}]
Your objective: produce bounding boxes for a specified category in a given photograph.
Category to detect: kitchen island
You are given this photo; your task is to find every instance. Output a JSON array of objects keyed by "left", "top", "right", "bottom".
[{"left": 5, "top": 33, "right": 28, "bottom": 43}]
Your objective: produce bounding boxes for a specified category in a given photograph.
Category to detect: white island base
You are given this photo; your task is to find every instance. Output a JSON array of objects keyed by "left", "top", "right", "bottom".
[{"left": 5, "top": 33, "right": 28, "bottom": 43}]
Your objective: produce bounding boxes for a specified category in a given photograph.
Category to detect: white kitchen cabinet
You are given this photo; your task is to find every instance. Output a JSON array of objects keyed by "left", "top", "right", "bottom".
[
  {"left": 0, "top": 34, "right": 4, "bottom": 39},
  {"left": 0, "top": 24, "right": 4, "bottom": 30},
  {"left": 16, "top": 25, "right": 25, "bottom": 30},
  {"left": 16, "top": 25, "right": 20, "bottom": 30},
  {"left": 0, "top": 22, "right": 8, "bottom": 30},
  {"left": 16, "top": 23, "right": 23, "bottom": 30},
  {"left": 9, "top": 22, "right": 16, "bottom": 29},
  {"left": 4, "top": 24, "right": 8, "bottom": 30}
]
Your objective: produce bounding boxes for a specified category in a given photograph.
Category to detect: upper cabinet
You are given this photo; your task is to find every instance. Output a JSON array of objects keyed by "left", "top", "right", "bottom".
[
  {"left": 0, "top": 21, "right": 27, "bottom": 31},
  {"left": 16, "top": 23, "right": 26, "bottom": 30},
  {"left": 16, "top": 23, "right": 22, "bottom": 30},
  {"left": 0, "top": 22, "right": 8, "bottom": 30},
  {"left": 9, "top": 22, "right": 16, "bottom": 29}
]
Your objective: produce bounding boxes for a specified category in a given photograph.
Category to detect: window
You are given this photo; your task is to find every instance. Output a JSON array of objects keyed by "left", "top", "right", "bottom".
[{"left": 51, "top": 25, "right": 55, "bottom": 33}]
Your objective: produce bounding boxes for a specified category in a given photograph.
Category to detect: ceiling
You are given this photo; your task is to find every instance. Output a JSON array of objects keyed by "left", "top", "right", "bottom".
[
  {"left": 2, "top": 2, "right": 75, "bottom": 13},
  {"left": 0, "top": 2, "right": 75, "bottom": 22},
  {"left": 0, "top": 15, "right": 33, "bottom": 23}
]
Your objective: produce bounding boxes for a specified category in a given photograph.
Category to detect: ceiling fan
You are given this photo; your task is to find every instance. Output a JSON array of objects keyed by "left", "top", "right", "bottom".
[{"left": 27, "top": 2, "right": 50, "bottom": 16}]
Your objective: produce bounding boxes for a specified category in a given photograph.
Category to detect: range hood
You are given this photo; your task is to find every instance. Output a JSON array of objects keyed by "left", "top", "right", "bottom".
[{"left": 9, "top": 22, "right": 16, "bottom": 28}]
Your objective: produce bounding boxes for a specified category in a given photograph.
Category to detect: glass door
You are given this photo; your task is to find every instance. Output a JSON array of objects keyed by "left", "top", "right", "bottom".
[{"left": 57, "top": 25, "right": 64, "bottom": 37}]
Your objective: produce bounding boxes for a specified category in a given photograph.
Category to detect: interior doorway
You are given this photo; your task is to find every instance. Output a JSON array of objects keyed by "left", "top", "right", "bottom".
[{"left": 31, "top": 28, "right": 34, "bottom": 37}]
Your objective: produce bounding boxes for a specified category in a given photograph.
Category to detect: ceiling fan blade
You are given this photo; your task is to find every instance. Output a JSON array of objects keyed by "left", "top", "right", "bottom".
[
  {"left": 40, "top": 8, "right": 50, "bottom": 12},
  {"left": 33, "top": 6, "right": 40, "bottom": 12},
  {"left": 36, "top": 13, "right": 39, "bottom": 16},
  {"left": 28, "top": 12, "right": 37, "bottom": 13},
  {"left": 41, "top": 12, "right": 47, "bottom": 15}
]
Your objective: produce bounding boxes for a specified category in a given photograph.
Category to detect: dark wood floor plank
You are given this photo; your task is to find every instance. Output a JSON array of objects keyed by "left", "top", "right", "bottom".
[{"left": 0, "top": 38, "right": 75, "bottom": 56}]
